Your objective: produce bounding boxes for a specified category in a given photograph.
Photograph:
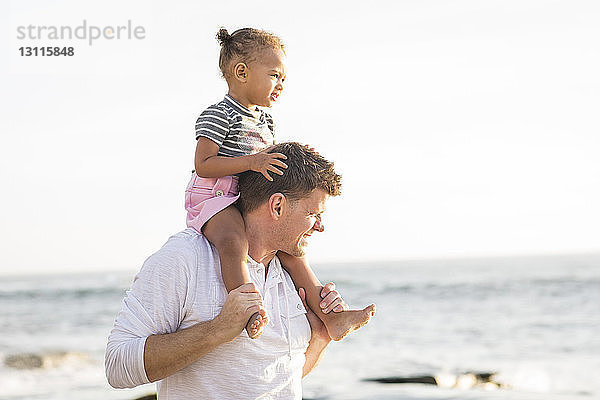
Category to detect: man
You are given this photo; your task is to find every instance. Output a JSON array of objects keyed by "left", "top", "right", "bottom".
[{"left": 105, "top": 142, "right": 354, "bottom": 399}]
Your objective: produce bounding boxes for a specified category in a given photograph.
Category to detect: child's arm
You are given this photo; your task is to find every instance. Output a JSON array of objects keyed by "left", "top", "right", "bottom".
[{"left": 194, "top": 137, "right": 288, "bottom": 181}]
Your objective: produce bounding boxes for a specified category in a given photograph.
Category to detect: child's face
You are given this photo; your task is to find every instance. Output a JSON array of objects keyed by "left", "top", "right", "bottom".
[{"left": 245, "top": 47, "right": 287, "bottom": 108}]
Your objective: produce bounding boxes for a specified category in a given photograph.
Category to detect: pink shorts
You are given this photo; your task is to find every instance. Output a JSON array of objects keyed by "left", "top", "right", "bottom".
[{"left": 185, "top": 174, "right": 240, "bottom": 233}]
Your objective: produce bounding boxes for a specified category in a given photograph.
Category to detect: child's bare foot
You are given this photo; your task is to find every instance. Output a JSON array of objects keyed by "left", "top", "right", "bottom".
[
  {"left": 326, "top": 304, "right": 376, "bottom": 341},
  {"left": 246, "top": 309, "right": 269, "bottom": 339}
]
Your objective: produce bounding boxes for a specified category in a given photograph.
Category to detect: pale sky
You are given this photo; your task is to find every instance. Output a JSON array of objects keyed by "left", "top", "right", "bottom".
[{"left": 1, "top": 0, "right": 599, "bottom": 275}]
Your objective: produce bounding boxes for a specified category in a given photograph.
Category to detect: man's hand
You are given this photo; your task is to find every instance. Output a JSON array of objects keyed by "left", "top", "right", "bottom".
[
  {"left": 214, "top": 283, "right": 266, "bottom": 342},
  {"left": 300, "top": 282, "right": 348, "bottom": 343},
  {"left": 248, "top": 147, "right": 288, "bottom": 181},
  {"left": 319, "top": 282, "right": 349, "bottom": 314},
  {"left": 143, "top": 282, "right": 264, "bottom": 383}
]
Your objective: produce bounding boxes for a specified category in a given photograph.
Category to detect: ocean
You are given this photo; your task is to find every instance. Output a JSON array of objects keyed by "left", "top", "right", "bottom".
[{"left": 0, "top": 254, "right": 598, "bottom": 400}]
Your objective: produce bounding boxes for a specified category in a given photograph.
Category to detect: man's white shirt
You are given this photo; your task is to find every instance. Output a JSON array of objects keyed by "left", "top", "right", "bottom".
[{"left": 105, "top": 228, "right": 311, "bottom": 399}]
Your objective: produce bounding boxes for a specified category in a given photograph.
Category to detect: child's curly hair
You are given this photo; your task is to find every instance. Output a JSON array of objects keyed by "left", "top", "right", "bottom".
[{"left": 216, "top": 27, "right": 285, "bottom": 79}]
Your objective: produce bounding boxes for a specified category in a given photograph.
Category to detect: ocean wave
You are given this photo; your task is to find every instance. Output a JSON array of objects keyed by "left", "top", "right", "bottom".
[
  {"left": 378, "top": 277, "right": 600, "bottom": 296},
  {"left": 0, "top": 286, "right": 126, "bottom": 300}
]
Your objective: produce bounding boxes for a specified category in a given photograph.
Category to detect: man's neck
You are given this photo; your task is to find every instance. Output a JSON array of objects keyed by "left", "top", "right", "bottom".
[{"left": 244, "top": 215, "right": 277, "bottom": 269}]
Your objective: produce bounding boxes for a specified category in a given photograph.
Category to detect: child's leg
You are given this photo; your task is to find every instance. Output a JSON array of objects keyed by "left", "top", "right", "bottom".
[
  {"left": 203, "top": 205, "right": 267, "bottom": 339},
  {"left": 277, "top": 252, "right": 376, "bottom": 341}
]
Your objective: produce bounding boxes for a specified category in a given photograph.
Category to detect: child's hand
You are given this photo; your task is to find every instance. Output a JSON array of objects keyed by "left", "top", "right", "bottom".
[{"left": 248, "top": 148, "right": 288, "bottom": 181}]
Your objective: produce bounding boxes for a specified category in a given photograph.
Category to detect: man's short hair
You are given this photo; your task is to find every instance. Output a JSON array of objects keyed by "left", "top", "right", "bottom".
[{"left": 237, "top": 142, "right": 342, "bottom": 214}]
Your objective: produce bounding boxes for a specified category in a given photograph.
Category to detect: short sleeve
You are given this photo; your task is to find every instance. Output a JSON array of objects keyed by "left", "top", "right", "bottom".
[{"left": 195, "top": 105, "right": 230, "bottom": 147}]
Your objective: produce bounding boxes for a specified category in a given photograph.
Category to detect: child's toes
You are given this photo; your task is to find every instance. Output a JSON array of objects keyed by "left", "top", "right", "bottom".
[{"left": 245, "top": 312, "right": 268, "bottom": 339}]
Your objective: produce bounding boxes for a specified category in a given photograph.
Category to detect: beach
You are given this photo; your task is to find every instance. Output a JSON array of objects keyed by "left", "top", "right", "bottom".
[{"left": 1, "top": 254, "right": 598, "bottom": 399}]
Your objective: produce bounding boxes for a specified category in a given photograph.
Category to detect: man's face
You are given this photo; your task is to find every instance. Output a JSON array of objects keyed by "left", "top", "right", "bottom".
[{"left": 276, "top": 189, "right": 328, "bottom": 257}]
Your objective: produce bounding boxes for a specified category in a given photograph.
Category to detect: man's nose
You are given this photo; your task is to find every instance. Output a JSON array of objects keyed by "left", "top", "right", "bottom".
[{"left": 313, "top": 216, "right": 324, "bottom": 232}]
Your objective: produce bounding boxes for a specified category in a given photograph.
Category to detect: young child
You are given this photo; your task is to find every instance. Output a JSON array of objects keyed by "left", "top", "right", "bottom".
[{"left": 185, "top": 27, "right": 375, "bottom": 340}]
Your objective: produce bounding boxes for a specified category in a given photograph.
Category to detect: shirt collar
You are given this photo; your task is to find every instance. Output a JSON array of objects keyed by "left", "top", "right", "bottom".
[
  {"left": 224, "top": 94, "right": 262, "bottom": 119},
  {"left": 246, "top": 254, "right": 284, "bottom": 289}
]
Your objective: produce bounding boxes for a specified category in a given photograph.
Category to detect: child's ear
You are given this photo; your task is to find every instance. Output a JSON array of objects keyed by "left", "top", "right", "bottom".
[{"left": 233, "top": 62, "right": 248, "bottom": 83}]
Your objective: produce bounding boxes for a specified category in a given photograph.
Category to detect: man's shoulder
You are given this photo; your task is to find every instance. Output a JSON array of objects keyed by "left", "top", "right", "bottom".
[
  {"left": 165, "top": 227, "right": 205, "bottom": 242},
  {"left": 142, "top": 229, "right": 218, "bottom": 274},
  {"left": 160, "top": 228, "right": 207, "bottom": 250}
]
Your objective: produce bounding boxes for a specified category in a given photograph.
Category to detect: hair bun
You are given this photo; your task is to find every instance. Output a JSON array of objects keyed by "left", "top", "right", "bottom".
[{"left": 216, "top": 28, "right": 232, "bottom": 46}]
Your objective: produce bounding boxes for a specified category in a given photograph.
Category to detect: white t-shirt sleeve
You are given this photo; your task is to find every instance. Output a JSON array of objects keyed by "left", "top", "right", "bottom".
[{"left": 105, "top": 242, "right": 196, "bottom": 388}]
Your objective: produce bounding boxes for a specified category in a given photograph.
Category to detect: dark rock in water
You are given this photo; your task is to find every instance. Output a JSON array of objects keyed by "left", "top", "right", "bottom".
[
  {"left": 3, "top": 351, "right": 88, "bottom": 370},
  {"left": 473, "top": 372, "right": 495, "bottom": 382},
  {"left": 132, "top": 393, "right": 325, "bottom": 400},
  {"left": 133, "top": 395, "right": 156, "bottom": 400},
  {"left": 4, "top": 353, "right": 43, "bottom": 369},
  {"left": 364, "top": 371, "right": 504, "bottom": 389},
  {"left": 133, "top": 394, "right": 326, "bottom": 400},
  {"left": 364, "top": 376, "right": 437, "bottom": 385}
]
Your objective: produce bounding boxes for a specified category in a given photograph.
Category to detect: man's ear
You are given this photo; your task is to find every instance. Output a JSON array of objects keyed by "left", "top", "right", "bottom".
[
  {"left": 233, "top": 62, "right": 248, "bottom": 83},
  {"left": 268, "top": 193, "right": 286, "bottom": 220}
]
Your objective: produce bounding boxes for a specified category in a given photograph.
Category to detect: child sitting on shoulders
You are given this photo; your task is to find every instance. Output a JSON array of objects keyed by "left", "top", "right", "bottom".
[{"left": 185, "top": 27, "right": 375, "bottom": 339}]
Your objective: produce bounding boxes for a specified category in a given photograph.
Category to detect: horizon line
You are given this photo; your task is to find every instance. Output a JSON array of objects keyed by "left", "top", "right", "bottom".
[{"left": 1, "top": 249, "right": 599, "bottom": 278}]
